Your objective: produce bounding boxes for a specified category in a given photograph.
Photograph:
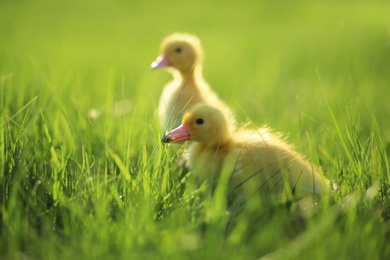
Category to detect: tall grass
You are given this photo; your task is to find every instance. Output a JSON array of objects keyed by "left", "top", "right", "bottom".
[{"left": 1, "top": 0, "right": 390, "bottom": 259}]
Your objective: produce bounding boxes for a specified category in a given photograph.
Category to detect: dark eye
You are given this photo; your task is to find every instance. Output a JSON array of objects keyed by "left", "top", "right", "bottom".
[
  {"left": 175, "top": 47, "right": 182, "bottom": 54},
  {"left": 196, "top": 118, "right": 204, "bottom": 125}
]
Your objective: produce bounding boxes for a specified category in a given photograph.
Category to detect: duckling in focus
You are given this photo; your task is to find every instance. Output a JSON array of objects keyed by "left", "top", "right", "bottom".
[
  {"left": 162, "top": 104, "right": 330, "bottom": 199},
  {"left": 151, "top": 33, "right": 234, "bottom": 130}
]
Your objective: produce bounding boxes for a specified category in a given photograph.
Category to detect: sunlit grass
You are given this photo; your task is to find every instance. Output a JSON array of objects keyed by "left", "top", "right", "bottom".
[{"left": 1, "top": 0, "right": 390, "bottom": 259}]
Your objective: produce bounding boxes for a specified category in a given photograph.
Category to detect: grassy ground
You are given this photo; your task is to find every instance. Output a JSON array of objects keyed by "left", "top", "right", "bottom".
[{"left": 1, "top": 0, "right": 390, "bottom": 259}]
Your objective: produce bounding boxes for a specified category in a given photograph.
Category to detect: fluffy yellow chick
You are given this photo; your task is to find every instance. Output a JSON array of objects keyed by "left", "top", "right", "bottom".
[
  {"left": 151, "top": 33, "right": 234, "bottom": 131},
  {"left": 162, "top": 104, "right": 330, "bottom": 199}
]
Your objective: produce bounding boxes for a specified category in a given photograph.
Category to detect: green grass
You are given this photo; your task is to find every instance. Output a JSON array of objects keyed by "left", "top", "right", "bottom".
[{"left": 1, "top": 0, "right": 390, "bottom": 259}]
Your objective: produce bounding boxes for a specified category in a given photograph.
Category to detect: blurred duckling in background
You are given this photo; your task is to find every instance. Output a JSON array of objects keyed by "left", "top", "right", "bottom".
[
  {"left": 162, "top": 104, "right": 331, "bottom": 200},
  {"left": 151, "top": 33, "right": 234, "bottom": 131}
]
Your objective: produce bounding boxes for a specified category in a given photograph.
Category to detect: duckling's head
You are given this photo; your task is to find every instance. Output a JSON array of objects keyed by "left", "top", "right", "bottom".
[
  {"left": 151, "top": 33, "right": 203, "bottom": 74},
  {"left": 162, "top": 104, "right": 230, "bottom": 146}
]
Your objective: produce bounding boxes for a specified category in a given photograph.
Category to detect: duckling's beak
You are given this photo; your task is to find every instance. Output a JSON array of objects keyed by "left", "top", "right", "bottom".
[
  {"left": 151, "top": 55, "right": 170, "bottom": 70},
  {"left": 161, "top": 125, "right": 190, "bottom": 143}
]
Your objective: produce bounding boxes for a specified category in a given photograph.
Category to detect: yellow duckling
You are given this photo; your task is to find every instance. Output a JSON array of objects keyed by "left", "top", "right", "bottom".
[
  {"left": 162, "top": 104, "right": 330, "bottom": 199},
  {"left": 151, "top": 33, "right": 234, "bottom": 130}
]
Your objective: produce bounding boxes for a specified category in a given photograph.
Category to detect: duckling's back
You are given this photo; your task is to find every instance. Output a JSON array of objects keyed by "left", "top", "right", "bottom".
[{"left": 230, "top": 128, "right": 329, "bottom": 198}]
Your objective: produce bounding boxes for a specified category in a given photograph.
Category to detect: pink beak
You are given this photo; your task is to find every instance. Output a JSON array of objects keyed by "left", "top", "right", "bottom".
[
  {"left": 151, "top": 55, "right": 170, "bottom": 69},
  {"left": 162, "top": 124, "right": 190, "bottom": 143}
]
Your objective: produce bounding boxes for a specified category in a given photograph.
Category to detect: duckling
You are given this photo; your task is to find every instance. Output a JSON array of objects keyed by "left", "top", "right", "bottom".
[
  {"left": 151, "top": 33, "right": 234, "bottom": 131},
  {"left": 162, "top": 104, "right": 330, "bottom": 199}
]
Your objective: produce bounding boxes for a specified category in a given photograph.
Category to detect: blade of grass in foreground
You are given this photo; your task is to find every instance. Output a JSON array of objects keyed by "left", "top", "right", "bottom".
[
  {"left": 1, "top": 75, "right": 5, "bottom": 181},
  {"left": 108, "top": 147, "right": 132, "bottom": 183},
  {"left": 327, "top": 101, "right": 351, "bottom": 162}
]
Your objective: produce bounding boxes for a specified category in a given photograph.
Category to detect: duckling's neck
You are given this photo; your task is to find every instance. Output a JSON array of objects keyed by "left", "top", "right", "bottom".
[
  {"left": 204, "top": 135, "right": 231, "bottom": 150},
  {"left": 178, "top": 65, "right": 203, "bottom": 87}
]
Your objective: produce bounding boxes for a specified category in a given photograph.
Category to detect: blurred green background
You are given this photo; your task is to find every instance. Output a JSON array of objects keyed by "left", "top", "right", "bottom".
[
  {"left": 2, "top": 0, "right": 389, "bottom": 124},
  {"left": 1, "top": 0, "right": 390, "bottom": 259}
]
